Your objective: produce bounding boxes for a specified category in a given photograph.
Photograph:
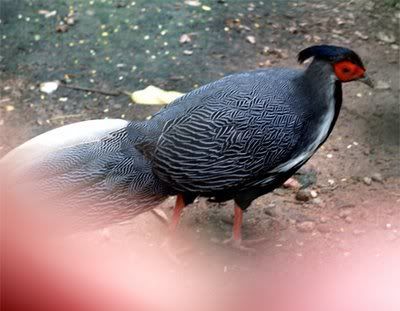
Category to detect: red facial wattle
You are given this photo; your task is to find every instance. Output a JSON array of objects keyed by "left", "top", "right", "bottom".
[{"left": 333, "top": 60, "right": 365, "bottom": 82}]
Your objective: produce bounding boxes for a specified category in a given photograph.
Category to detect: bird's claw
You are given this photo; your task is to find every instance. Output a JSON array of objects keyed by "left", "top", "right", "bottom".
[{"left": 220, "top": 237, "right": 266, "bottom": 253}]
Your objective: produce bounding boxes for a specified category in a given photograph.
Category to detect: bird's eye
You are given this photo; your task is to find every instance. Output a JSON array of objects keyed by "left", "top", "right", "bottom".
[{"left": 342, "top": 67, "right": 351, "bottom": 74}]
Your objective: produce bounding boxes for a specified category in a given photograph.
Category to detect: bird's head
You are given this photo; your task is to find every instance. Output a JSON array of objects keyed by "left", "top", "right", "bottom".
[{"left": 298, "top": 45, "right": 374, "bottom": 87}]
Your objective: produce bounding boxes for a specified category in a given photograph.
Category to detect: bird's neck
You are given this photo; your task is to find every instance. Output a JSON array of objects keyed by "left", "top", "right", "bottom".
[
  {"left": 304, "top": 60, "right": 337, "bottom": 95},
  {"left": 301, "top": 59, "right": 343, "bottom": 145}
]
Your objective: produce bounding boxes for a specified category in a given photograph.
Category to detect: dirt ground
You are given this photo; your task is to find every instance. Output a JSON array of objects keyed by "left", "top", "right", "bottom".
[{"left": 1, "top": 0, "right": 399, "bottom": 289}]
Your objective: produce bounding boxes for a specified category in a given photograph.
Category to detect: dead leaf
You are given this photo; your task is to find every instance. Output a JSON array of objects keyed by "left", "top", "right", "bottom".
[
  {"left": 38, "top": 10, "right": 57, "bottom": 18},
  {"left": 185, "top": 0, "right": 201, "bottom": 6},
  {"left": 56, "top": 23, "right": 68, "bottom": 33},
  {"left": 354, "top": 31, "right": 368, "bottom": 40},
  {"left": 246, "top": 35, "right": 256, "bottom": 44},
  {"left": 5, "top": 105, "right": 15, "bottom": 112},
  {"left": 129, "top": 86, "right": 184, "bottom": 105}
]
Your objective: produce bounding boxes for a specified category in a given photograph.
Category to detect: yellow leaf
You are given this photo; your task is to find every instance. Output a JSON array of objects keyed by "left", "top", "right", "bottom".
[
  {"left": 5, "top": 105, "right": 15, "bottom": 112},
  {"left": 129, "top": 85, "right": 184, "bottom": 105}
]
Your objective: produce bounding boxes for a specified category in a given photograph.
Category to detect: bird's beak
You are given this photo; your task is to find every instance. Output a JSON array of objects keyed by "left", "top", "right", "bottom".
[{"left": 359, "top": 73, "right": 374, "bottom": 88}]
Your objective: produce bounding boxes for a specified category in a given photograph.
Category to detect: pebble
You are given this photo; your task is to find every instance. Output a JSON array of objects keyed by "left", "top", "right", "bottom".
[
  {"left": 339, "top": 209, "right": 351, "bottom": 218},
  {"left": 354, "top": 31, "right": 368, "bottom": 40},
  {"left": 375, "top": 80, "right": 391, "bottom": 90},
  {"left": 377, "top": 31, "right": 396, "bottom": 44},
  {"left": 371, "top": 173, "right": 384, "bottom": 183},
  {"left": 312, "top": 198, "right": 325, "bottom": 207},
  {"left": 295, "top": 189, "right": 311, "bottom": 202},
  {"left": 319, "top": 216, "right": 328, "bottom": 223},
  {"left": 317, "top": 224, "right": 331, "bottom": 233},
  {"left": 296, "top": 221, "right": 316, "bottom": 233},
  {"left": 310, "top": 190, "right": 318, "bottom": 198},
  {"left": 363, "top": 177, "right": 372, "bottom": 185},
  {"left": 344, "top": 216, "right": 353, "bottom": 224}
]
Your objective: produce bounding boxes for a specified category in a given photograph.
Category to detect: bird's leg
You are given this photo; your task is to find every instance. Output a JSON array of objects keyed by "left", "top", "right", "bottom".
[
  {"left": 162, "top": 194, "right": 191, "bottom": 263},
  {"left": 168, "top": 193, "right": 186, "bottom": 234},
  {"left": 223, "top": 204, "right": 266, "bottom": 253}
]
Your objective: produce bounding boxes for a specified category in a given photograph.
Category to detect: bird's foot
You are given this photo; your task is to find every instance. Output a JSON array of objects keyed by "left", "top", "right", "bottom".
[{"left": 221, "top": 237, "right": 266, "bottom": 253}]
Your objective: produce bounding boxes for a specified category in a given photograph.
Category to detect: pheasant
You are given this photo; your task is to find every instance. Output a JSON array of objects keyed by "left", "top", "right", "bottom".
[
  {"left": 143, "top": 45, "right": 373, "bottom": 249},
  {"left": 1, "top": 45, "right": 372, "bottom": 247}
]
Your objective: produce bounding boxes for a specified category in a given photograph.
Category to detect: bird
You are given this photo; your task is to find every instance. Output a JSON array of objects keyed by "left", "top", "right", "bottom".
[
  {"left": 138, "top": 45, "right": 373, "bottom": 250},
  {"left": 1, "top": 45, "right": 372, "bottom": 248}
]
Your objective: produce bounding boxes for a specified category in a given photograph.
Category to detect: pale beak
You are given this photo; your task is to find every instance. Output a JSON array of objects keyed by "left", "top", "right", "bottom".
[{"left": 359, "top": 73, "right": 374, "bottom": 88}]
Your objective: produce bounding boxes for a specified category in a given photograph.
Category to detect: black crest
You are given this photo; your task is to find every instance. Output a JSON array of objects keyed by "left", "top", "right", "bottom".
[{"left": 298, "top": 45, "right": 364, "bottom": 69}]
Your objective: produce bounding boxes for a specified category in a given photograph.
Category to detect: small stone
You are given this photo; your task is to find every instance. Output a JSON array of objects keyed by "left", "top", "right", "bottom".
[
  {"left": 295, "top": 189, "right": 311, "bottom": 202},
  {"left": 385, "top": 223, "right": 392, "bottom": 230},
  {"left": 312, "top": 198, "right": 325, "bottom": 207},
  {"left": 377, "top": 31, "right": 396, "bottom": 44},
  {"left": 179, "top": 34, "right": 191, "bottom": 44},
  {"left": 296, "top": 221, "right": 316, "bottom": 233},
  {"left": 317, "top": 224, "right": 331, "bottom": 233},
  {"left": 328, "top": 179, "right": 335, "bottom": 186},
  {"left": 339, "top": 209, "right": 351, "bottom": 218},
  {"left": 354, "top": 31, "right": 368, "bottom": 40},
  {"left": 375, "top": 80, "right": 391, "bottom": 90},
  {"left": 344, "top": 216, "right": 353, "bottom": 224},
  {"left": 319, "top": 216, "right": 328, "bottom": 223},
  {"left": 263, "top": 205, "right": 278, "bottom": 217},
  {"left": 353, "top": 229, "right": 365, "bottom": 236},
  {"left": 282, "top": 178, "right": 301, "bottom": 190},
  {"left": 371, "top": 173, "right": 384, "bottom": 183},
  {"left": 310, "top": 190, "right": 318, "bottom": 198},
  {"left": 363, "top": 177, "right": 372, "bottom": 185},
  {"left": 183, "top": 50, "right": 193, "bottom": 55},
  {"left": 391, "top": 44, "right": 399, "bottom": 50}
]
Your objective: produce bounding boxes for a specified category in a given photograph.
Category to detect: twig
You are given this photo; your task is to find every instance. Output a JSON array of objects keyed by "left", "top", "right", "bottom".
[
  {"left": 151, "top": 208, "right": 170, "bottom": 226},
  {"left": 59, "top": 82, "right": 126, "bottom": 97},
  {"left": 50, "top": 114, "right": 84, "bottom": 121}
]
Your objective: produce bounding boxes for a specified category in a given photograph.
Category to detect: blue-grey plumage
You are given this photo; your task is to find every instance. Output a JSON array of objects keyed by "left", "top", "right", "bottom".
[
  {"left": 147, "top": 45, "right": 371, "bottom": 212},
  {"left": 1, "top": 119, "right": 171, "bottom": 228}
]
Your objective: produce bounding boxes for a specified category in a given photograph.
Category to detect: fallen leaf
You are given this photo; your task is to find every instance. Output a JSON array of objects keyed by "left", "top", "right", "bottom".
[
  {"left": 5, "top": 105, "right": 15, "bottom": 112},
  {"left": 39, "top": 81, "right": 60, "bottom": 94},
  {"left": 179, "top": 34, "right": 192, "bottom": 44},
  {"left": 246, "top": 35, "right": 256, "bottom": 44},
  {"left": 354, "top": 31, "right": 368, "bottom": 40},
  {"left": 38, "top": 10, "right": 57, "bottom": 18},
  {"left": 56, "top": 23, "right": 68, "bottom": 33},
  {"left": 185, "top": 0, "right": 201, "bottom": 6},
  {"left": 129, "top": 86, "right": 184, "bottom": 105}
]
